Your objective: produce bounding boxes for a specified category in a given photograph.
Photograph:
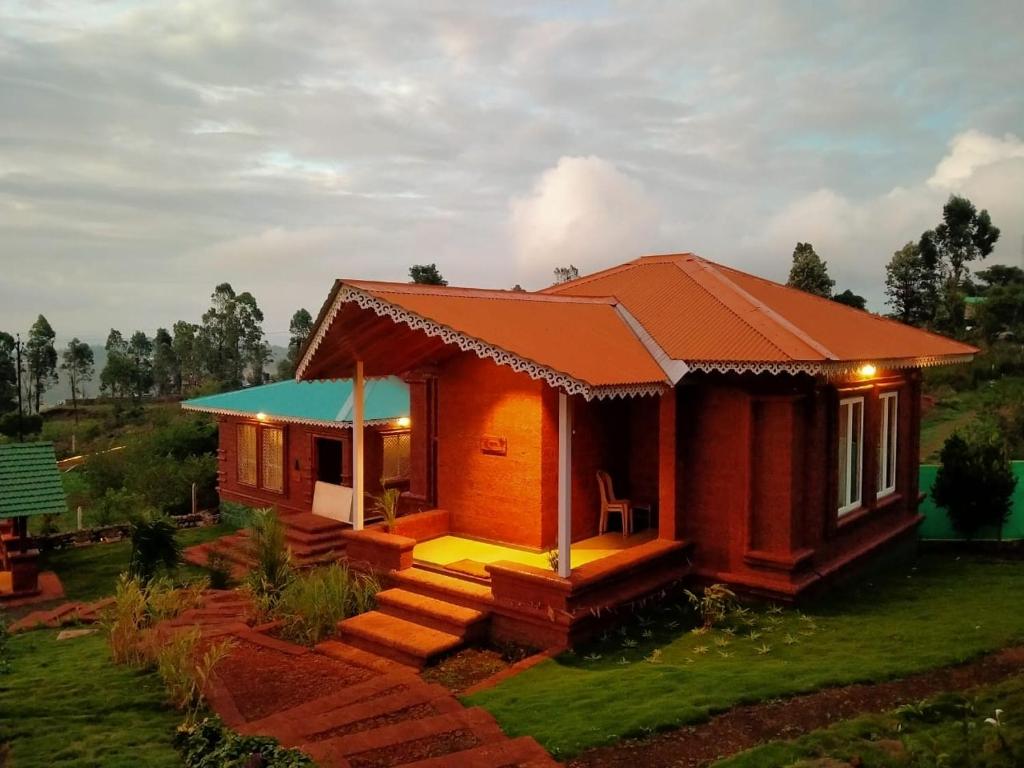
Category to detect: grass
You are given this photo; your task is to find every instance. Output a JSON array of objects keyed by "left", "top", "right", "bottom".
[
  {"left": 40, "top": 523, "right": 235, "bottom": 603},
  {"left": 0, "top": 630, "right": 183, "bottom": 767},
  {"left": 716, "top": 673, "right": 1024, "bottom": 767},
  {"left": 466, "top": 554, "right": 1024, "bottom": 758}
]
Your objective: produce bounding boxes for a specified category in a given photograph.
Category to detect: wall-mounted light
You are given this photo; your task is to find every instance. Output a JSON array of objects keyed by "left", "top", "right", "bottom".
[
  {"left": 396, "top": 416, "right": 411, "bottom": 428},
  {"left": 256, "top": 412, "right": 268, "bottom": 421},
  {"left": 857, "top": 363, "right": 877, "bottom": 379}
]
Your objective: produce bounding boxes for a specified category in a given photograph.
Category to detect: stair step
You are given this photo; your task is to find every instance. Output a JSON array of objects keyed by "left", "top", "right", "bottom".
[
  {"left": 391, "top": 569, "right": 493, "bottom": 611},
  {"left": 281, "top": 512, "right": 348, "bottom": 535},
  {"left": 395, "top": 735, "right": 558, "bottom": 768},
  {"left": 336, "top": 612, "right": 464, "bottom": 669},
  {"left": 376, "top": 589, "right": 488, "bottom": 640}
]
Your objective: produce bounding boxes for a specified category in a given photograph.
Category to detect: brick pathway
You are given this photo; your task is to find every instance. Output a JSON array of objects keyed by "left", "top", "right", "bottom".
[
  {"left": 156, "top": 590, "right": 557, "bottom": 768},
  {"left": 8, "top": 596, "right": 114, "bottom": 633}
]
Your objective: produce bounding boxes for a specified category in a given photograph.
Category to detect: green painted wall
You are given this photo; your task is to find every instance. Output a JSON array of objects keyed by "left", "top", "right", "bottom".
[{"left": 918, "top": 462, "right": 1024, "bottom": 541}]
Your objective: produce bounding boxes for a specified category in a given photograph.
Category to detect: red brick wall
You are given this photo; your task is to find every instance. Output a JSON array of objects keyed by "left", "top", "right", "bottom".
[{"left": 436, "top": 354, "right": 549, "bottom": 548}]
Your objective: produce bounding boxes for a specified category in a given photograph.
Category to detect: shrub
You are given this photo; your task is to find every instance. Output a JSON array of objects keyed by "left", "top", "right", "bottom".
[
  {"left": 175, "top": 716, "right": 314, "bottom": 768},
  {"left": 373, "top": 487, "right": 401, "bottom": 531},
  {"left": 147, "top": 577, "right": 205, "bottom": 622},
  {"left": 105, "top": 573, "right": 151, "bottom": 666},
  {"left": 276, "top": 564, "right": 380, "bottom": 645},
  {"left": 219, "top": 501, "right": 257, "bottom": 529},
  {"left": 155, "top": 627, "right": 233, "bottom": 722},
  {"left": 244, "top": 509, "right": 293, "bottom": 615},
  {"left": 128, "top": 515, "right": 182, "bottom": 581},
  {"left": 206, "top": 550, "right": 232, "bottom": 590},
  {"left": 0, "top": 412, "right": 42, "bottom": 438},
  {"left": 684, "top": 584, "right": 738, "bottom": 629},
  {"left": 933, "top": 432, "right": 1018, "bottom": 539},
  {"left": 92, "top": 487, "right": 144, "bottom": 526}
]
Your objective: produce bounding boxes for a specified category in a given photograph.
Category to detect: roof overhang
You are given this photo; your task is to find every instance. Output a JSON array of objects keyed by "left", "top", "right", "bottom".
[
  {"left": 297, "top": 282, "right": 676, "bottom": 400},
  {"left": 684, "top": 353, "right": 976, "bottom": 377},
  {"left": 179, "top": 403, "right": 398, "bottom": 429}
]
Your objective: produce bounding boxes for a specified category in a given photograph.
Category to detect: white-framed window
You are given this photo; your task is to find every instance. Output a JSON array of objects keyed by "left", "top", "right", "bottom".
[
  {"left": 381, "top": 431, "right": 411, "bottom": 484},
  {"left": 837, "top": 397, "right": 864, "bottom": 516},
  {"left": 877, "top": 392, "right": 898, "bottom": 498}
]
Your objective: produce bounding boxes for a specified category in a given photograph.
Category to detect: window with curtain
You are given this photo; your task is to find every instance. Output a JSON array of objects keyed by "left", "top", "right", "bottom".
[
  {"left": 237, "top": 423, "right": 257, "bottom": 486},
  {"left": 837, "top": 397, "right": 864, "bottom": 516},
  {"left": 381, "top": 431, "right": 411, "bottom": 484},
  {"left": 261, "top": 426, "right": 285, "bottom": 493},
  {"left": 877, "top": 392, "right": 898, "bottom": 497}
]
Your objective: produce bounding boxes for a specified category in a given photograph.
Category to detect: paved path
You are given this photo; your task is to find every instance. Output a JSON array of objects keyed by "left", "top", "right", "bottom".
[{"left": 156, "top": 590, "right": 557, "bottom": 768}]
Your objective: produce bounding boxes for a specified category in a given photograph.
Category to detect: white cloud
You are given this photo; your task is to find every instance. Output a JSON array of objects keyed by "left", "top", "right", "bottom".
[
  {"left": 509, "top": 156, "right": 665, "bottom": 287},
  {"left": 928, "top": 130, "right": 1024, "bottom": 189}
]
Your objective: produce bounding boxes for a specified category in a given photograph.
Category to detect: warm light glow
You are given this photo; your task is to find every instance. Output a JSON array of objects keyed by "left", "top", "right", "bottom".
[
  {"left": 256, "top": 412, "right": 268, "bottom": 421},
  {"left": 857, "top": 364, "right": 877, "bottom": 379},
  {"left": 396, "top": 416, "right": 411, "bottom": 428}
]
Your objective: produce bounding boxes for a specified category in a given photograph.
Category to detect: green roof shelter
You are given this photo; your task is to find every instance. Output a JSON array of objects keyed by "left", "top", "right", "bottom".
[{"left": 0, "top": 442, "right": 65, "bottom": 596}]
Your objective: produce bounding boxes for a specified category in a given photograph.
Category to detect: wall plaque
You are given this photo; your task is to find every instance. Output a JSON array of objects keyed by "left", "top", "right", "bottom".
[{"left": 480, "top": 435, "right": 507, "bottom": 456}]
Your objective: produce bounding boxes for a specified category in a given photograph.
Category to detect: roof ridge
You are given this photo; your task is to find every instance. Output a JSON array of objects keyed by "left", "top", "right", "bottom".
[{"left": 347, "top": 280, "right": 616, "bottom": 304}]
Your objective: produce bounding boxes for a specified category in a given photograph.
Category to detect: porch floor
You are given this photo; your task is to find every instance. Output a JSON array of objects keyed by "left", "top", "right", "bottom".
[{"left": 414, "top": 529, "right": 658, "bottom": 572}]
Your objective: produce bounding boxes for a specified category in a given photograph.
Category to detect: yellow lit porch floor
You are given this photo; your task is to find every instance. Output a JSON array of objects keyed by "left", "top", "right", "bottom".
[{"left": 414, "top": 528, "right": 658, "bottom": 571}]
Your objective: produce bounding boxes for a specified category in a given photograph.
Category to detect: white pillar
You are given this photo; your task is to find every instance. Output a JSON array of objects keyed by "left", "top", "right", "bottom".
[
  {"left": 352, "top": 361, "right": 365, "bottom": 530},
  {"left": 557, "top": 391, "right": 572, "bottom": 577}
]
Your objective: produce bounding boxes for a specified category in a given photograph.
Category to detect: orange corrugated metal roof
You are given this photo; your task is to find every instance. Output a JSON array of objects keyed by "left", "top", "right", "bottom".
[
  {"left": 345, "top": 280, "right": 668, "bottom": 388},
  {"left": 546, "top": 253, "right": 977, "bottom": 368}
]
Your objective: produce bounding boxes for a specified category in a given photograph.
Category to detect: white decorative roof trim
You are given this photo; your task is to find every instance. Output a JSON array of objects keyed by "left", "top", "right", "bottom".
[
  {"left": 684, "top": 353, "right": 975, "bottom": 376},
  {"left": 300, "top": 284, "right": 668, "bottom": 400},
  {"left": 179, "top": 404, "right": 398, "bottom": 429}
]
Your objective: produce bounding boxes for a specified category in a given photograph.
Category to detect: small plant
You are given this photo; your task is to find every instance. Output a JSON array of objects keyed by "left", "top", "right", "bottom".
[
  {"left": 244, "top": 508, "right": 293, "bottom": 614},
  {"left": 684, "top": 584, "right": 737, "bottom": 629},
  {"left": 156, "top": 627, "right": 234, "bottom": 723},
  {"left": 105, "top": 574, "right": 151, "bottom": 666},
  {"left": 783, "top": 633, "right": 800, "bottom": 645},
  {"left": 175, "top": 716, "right": 314, "bottom": 767},
  {"left": 372, "top": 485, "right": 402, "bottom": 532},
  {"left": 755, "top": 642, "right": 772, "bottom": 655},
  {"left": 583, "top": 652, "right": 602, "bottom": 662},
  {"left": 128, "top": 514, "right": 182, "bottom": 582},
  {"left": 275, "top": 563, "right": 380, "bottom": 645},
  {"left": 693, "top": 644, "right": 709, "bottom": 655},
  {"left": 546, "top": 549, "right": 559, "bottom": 573},
  {"left": 644, "top": 649, "right": 663, "bottom": 664},
  {"left": 714, "top": 636, "right": 731, "bottom": 648},
  {"left": 621, "top": 638, "right": 638, "bottom": 649},
  {"left": 205, "top": 550, "right": 232, "bottom": 590},
  {"left": 747, "top": 630, "right": 762, "bottom": 641}
]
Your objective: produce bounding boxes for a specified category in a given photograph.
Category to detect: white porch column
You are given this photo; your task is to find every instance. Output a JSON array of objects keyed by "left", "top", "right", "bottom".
[
  {"left": 352, "top": 360, "right": 365, "bottom": 530},
  {"left": 557, "top": 391, "right": 572, "bottom": 577}
]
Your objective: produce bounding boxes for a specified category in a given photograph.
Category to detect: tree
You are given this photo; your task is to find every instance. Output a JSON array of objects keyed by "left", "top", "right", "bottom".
[
  {"left": 128, "top": 331, "right": 154, "bottom": 400},
  {"left": 25, "top": 315, "right": 57, "bottom": 413},
  {"left": 975, "top": 283, "right": 1024, "bottom": 342},
  {"left": 172, "top": 321, "right": 201, "bottom": 394},
  {"left": 932, "top": 433, "right": 1017, "bottom": 540},
  {"left": 786, "top": 243, "right": 834, "bottom": 298},
  {"left": 552, "top": 265, "right": 580, "bottom": 285},
  {"left": 409, "top": 264, "right": 447, "bottom": 286},
  {"left": 61, "top": 338, "right": 94, "bottom": 422},
  {"left": 151, "top": 328, "right": 177, "bottom": 396},
  {"left": 198, "top": 283, "right": 270, "bottom": 388},
  {"left": 101, "top": 329, "right": 133, "bottom": 399},
  {"left": 975, "top": 265, "right": 1024, "bottom": 293},
  {"left": 236, "top": 292, "right": 271, "bottom": 385},
  {"left": 832, "top": 289, "right": 866, "bottom": 310},
  {"left": 277, "top": 308, "right": 313, "bottom": 379},
  {"left": 919, "top": 195, "right": 1000, "bottom": 334},
  {"left": 885, "top": 242, "right": 932, "bottom": 325},
  {"left": 0, "top": 332, "right": 16, "bottom": 415}
]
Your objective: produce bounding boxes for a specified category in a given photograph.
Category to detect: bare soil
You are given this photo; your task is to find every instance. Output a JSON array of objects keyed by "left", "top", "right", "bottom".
[
  {"left": 422, "top": 647, "right": 513, "bottom": 694},
  {"left": 568, "top": 646, "right": 1024, "bottom": 768}
]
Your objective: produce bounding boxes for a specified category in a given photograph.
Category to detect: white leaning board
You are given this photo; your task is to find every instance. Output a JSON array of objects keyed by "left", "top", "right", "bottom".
[{"left": 312, "top": 481, "right": 353, "bottom": 524}]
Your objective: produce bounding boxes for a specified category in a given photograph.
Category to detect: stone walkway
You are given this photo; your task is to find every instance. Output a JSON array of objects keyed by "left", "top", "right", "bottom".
[{"left": 156, "top": 590, "right": 557, "bottom": 768}]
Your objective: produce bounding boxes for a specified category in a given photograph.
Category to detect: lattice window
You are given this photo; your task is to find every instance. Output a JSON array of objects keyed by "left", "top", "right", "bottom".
[
  {"left": 261, "top": 426, "right": 284, "bottom": 493},
  {"left": 381, "top": 431, "right": 411, "bottom": 484},
  {"left": 237, "top": 424, "right": 257, "bottom": 487}
]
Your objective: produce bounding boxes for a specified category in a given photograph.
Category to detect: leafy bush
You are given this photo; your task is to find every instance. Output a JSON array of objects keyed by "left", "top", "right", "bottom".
[
  {"left": 276, "top": 564, "right": 380, "bottom": 645},
  {"left": 93, "top": 487, "right": 144, "bottom": 526},
  {"left": 175, "top": 716, "right": 314, "bottom": 768},
  {"left": 684, "top": 584, "right": 738, "bottom": 629},
  {"left": 155, "top": 627, "right": 233, "bottom": 722},
  {"left": 244, "top": 509, "right": 293, "bottom": 615},
  {"left": 219, "top": 501, "right": 257, "bottom": 529},
  {"left": 0, "top": 412, "right": 42, "bottom": 438},
  {"left": 128, "top": 515, "right": 182, "bottom": 581},
  {"left": 206, "top": 550, "right": 232, "bottom": 590},
  {"left": 933, "top": 432, "right": 1018, "bottom": 539}
]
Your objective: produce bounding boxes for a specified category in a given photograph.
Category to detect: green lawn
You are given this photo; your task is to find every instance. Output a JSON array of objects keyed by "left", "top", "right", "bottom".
[
  {"left": 716, "top": 673, "right": 1024, "bottom": 767},
  {"left": 466, "top": 554, "right": 1024, "bottom": 758},
  {"left": 41, "top": 523, "right": 234, "bottom": 603},
  {"left": 0, "top": 630, "right": 183, "bottom": 767}
]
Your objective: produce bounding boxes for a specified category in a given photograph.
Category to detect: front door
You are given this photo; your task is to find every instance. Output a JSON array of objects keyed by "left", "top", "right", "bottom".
[{"left": 315, "top": 437, "right": 344, "bottom": 485}]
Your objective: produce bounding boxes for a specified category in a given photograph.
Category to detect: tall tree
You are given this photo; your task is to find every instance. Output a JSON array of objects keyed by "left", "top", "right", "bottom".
[
  {"left": 832, "top": 289, "right": 866, "bottom": 310},
  {"left": 409, "top": 264, "right": 447, "bottom": 285},
  {"left": 128, "top": 331, "right": 154, "bottom": 400},
  {"left": 61, "top": 338, "right": 94, "bottom": 422},
  {"left": 101, "top": 329, "right": 132, "bottom": 398},
  {"left": 236, "top": 291, "right": 271, "bottom": 385},
  {"left": 277, "top": 308, "right": 313, "bottom": 379},
  {"left": 198, "top": 283, "right": 270, "bottom": 388},
  {"left": 171, "top": 321, "right": 201, "bottom": 394},
  {"left": 552, "top": 265, "right": 580, "bottom": 284},
  {"left": 0, "top": 332, "right": 17, "bottom": 414},
  {"left": 885, "top": 242, "right": 931, "bottom": 325},
  {"left": 786, "top": 243, "right": 834, "bottom": 298},
  {"left": 974, "top": 265, "right": 1024, "bottom": 293},
  {"left": 25, "top": 315, "right": 57, "bottom": 412},
  {"left": 151, "top": 328, "right": 177, "bottom": 396}
]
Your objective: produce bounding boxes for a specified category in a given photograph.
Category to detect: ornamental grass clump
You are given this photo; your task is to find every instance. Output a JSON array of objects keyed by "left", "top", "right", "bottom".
[
  {"left": 373, "top": 486, "right": 401, "bottom": 532},
  {"left": 104, "top": 574, "right": 207, "bottom": 667},
  {"left": 244, "top": 508, "right": 294, "bottom": 617},
  {"left": 156, "top": 627, "right": 233, "bottom": 724},
  {"left": 276, "top": 563, "right": 380, "bottom": 646}
]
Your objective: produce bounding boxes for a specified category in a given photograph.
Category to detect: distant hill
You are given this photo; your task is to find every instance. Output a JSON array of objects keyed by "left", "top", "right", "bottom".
[{"left": 38, "top": 343, "right": 289, "bottom": 406}]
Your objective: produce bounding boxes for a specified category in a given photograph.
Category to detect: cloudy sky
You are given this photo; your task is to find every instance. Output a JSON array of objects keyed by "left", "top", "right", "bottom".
[{"left": 2, "top": 1, "right": 1023, "bottom": 343}]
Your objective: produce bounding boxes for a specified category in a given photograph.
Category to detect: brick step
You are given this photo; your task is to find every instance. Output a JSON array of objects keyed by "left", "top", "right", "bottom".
[
  {"left": 284, "top": 526, "right": 347, "bottom": 547},
  {"left": 390, "top": 569, "right": 493, "bottom": 612},
  {"left": 375, "top": 589, "right": 489, "bottom": 641},
  {"left": 280, "top": 512, "right": 349, "bottom": 536},
  {"left": 396, "top": 735, "right": 558, "bottom": 768},
  {"left": 300, "top": 708, "right": 502, "bottom": 764},
  {"left": 314, "top": 640, "right": 416, "bottom": 675},
  {"left": 336, "top": 612, "right": 464, "bottom": 669}
]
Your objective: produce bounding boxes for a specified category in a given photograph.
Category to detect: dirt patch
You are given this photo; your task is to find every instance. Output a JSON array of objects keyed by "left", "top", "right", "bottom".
[
  {"left": 348, "top": 729, "right": 479, "bottom": 768},
  {"left": 568, "top": 646, "right": 1024, "bottom": 768},
  {"left": 422, "top": 647, "right": 510, "bottom": 694},
  {"left": 215, "top": 640, "right": 375, "bottom": 722}
]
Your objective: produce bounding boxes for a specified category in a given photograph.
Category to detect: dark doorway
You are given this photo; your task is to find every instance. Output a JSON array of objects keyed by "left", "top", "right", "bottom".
[{"left": 315, "top": 437, "right": 344, "bottom": 485}]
